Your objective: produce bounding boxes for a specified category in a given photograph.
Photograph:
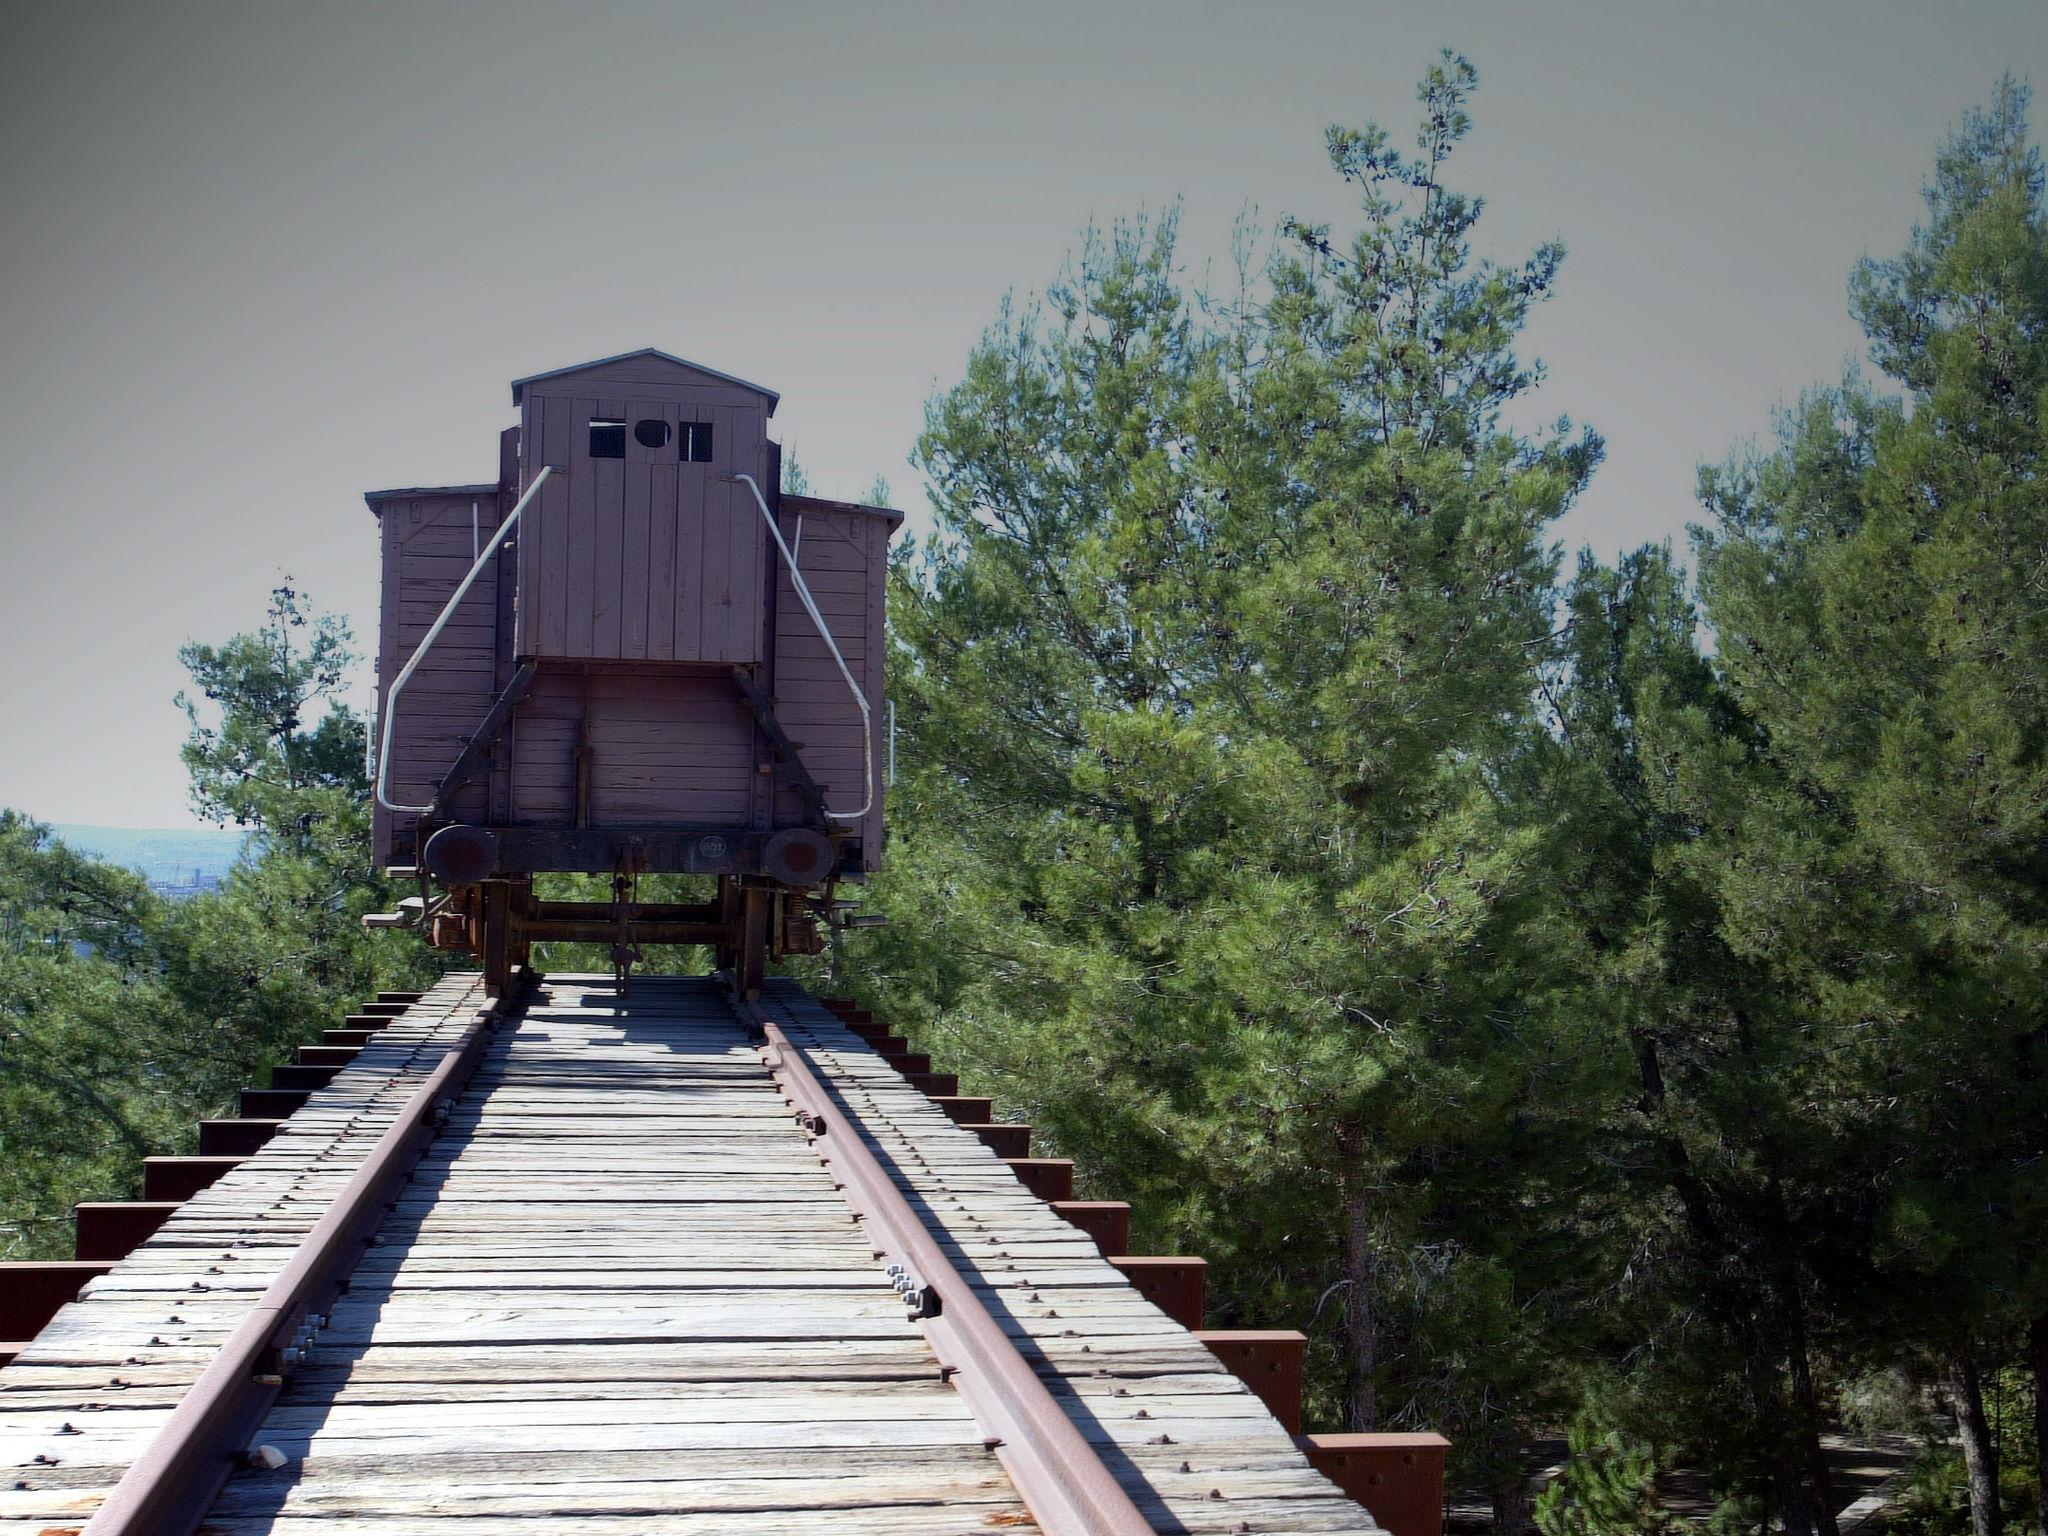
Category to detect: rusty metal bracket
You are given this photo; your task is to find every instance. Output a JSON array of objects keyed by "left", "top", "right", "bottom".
[
  {"left": 731, "top": 667, "right": 833, "bottom": 828},
  {"left": 80, "top": 982, "right": 523, "bottom": 1536},
  {"left": 734, "top": 982, "right": 1152, "bottom": 1536},
  {"left": 430, "top": 659, "right": 538, "bottom": 814}
]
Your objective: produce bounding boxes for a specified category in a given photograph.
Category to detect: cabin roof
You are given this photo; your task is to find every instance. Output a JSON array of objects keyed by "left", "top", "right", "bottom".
[
  {"left": 783, "top": 493, "right": 907, "bottom": 530},
  {"left": 510, "top": 348, "right": 781, "bottom": 411},
  {"left": 363, "top": 484, "right": 500, "bottom": 515}
]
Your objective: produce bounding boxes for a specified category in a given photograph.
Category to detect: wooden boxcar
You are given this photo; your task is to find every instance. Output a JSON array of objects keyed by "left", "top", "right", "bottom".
[{"left": 365, "top": 350, "right": 899, "bottom": 993}]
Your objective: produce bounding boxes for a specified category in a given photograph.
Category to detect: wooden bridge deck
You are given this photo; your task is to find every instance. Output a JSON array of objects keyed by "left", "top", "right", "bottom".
[
  {"left": 0, "top": 975, "right": 489, "bottom": 1528},
  {"left": 1, "top": 975, "right": 1378, "bottom": 1534}
]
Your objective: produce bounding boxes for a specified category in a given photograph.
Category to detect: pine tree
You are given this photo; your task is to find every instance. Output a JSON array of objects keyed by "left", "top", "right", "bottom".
[
  {"left": 1676, "top": 77, "right": 2048, "bottom": 1536},
  {"left": 166, "top": 581, "right": 438, "bottom": 1088},
  {"left": 1538, "top": 545, "right": 1858, "bottom": 1536},
  {"left": 0, "top": 813, "right": 184, "bottom": 1257},
  {"left": 855, "top": 55, "right": 1603, "bottom": 1521},
  {"left": 1534, "top": 1411, "right": 1682, "bottom": 1536}
]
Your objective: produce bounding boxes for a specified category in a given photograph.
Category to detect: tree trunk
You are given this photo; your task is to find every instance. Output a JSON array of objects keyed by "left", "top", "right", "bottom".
[
  {"left": 1949, "top": 1352, "right": 2004, "bottom": 1536},
  {"left": 1491, "top": 1463, "right": 1533, "bottom": 1536},
  {"left": 1777, "top": 1445, "right": 1821, "bottom": 1536},
  {"left": 1781, "top": 1306, "right": 1840, "bottom": 1536},
  {"left": 1335, "top": 1133, "right": 1379, "bottom": 1433},
  {"left": 2030, "top": 1316, "right": 2048, "bottom": 1536},
  {"left": 1734, "top": 1013, "right": 1839, "bottom": 1536}
]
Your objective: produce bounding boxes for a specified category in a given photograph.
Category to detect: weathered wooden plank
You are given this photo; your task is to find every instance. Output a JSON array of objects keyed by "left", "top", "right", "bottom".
[
  {"left": 648, "top": 449, "right": 678, "bottom": 662},
  {"left": 160, "top": 977, "right": 1034, "bottom": 1531},
  {"left": 593, "top": 445, "right": 625, "bottom": 657}
]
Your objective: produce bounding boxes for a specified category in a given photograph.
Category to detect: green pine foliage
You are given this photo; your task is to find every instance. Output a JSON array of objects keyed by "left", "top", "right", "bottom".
[
  {"left": 843, "top": 59, "right": 2048, "bottom": 1536},
  {"left": 0, "top": 583, "right": 438, "bottom": 1258},
  {"left": 0, "top": 813, "right": 186, "bottom": 1257},
  {"left": 852, "top": 53, "right": 1608, "bottom": 1520},
  {"left": 1534, "top": 1413, "right": 1683, "bottom": 1536}
]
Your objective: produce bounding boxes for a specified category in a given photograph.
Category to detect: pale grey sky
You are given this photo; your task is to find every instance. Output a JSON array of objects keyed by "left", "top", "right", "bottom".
[{"left": 2, "top": 1, "right": 2042, "bottom": 827}]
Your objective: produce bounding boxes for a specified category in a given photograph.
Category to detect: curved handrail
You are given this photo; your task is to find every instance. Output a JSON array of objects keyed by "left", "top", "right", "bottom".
[
  {"left": 732, "top": 471, "right": 874, "bottom": 822},
  {"left": 374, "top": 468, "right": 552, "bottom": 815}
]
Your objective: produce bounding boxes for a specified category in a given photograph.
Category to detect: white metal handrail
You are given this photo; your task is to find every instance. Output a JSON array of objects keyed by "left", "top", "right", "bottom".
[
  {"left": 374, "top": 467, "right": 553, "bottom": 815},
  {"left": 732, "top": 472, "right": 873, "bottom": 822}
]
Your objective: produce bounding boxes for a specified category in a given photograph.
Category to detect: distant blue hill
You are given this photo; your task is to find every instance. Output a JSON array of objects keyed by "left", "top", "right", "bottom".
[{"left": 48, "top": 824, "right": 250, "bottom": 889}]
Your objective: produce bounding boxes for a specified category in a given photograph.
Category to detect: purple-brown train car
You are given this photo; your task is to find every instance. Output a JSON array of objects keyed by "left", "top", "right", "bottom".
[{"left": 363, "top": 350, "right": 900, "bottom": 994}]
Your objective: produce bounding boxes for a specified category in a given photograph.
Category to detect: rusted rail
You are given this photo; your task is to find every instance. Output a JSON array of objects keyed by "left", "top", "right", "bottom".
[
  {"left": 69, "top": 976, "right": 1154, "bottom": 1534},
  {"left": 739, "top": 985, "right": 1156, "bottom": 1536},
  {"left": 80, "top": 989, "right": 516, "bottom": 1536}
]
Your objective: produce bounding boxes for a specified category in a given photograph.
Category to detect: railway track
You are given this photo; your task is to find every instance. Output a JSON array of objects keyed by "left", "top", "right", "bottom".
[{"left": 1, "top": 975, "right": 1389, "bottom": 1534}]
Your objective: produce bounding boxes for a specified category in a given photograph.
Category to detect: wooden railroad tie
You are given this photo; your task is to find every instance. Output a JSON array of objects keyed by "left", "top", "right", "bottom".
[
  {"left": 4, "top": 980, "right": 1443, "bottom": 1536},
  {"left": 821, "top": 990, "right": 1452, "bottom": 1536}
]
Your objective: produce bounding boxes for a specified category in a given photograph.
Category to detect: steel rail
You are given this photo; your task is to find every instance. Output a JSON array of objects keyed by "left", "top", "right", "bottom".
[
  {"left": 81, "top": 986, "right": 516, "bottom": 1536},
  {"left": 737, "top": 987, "right": 1156, "bottom": 1536}
]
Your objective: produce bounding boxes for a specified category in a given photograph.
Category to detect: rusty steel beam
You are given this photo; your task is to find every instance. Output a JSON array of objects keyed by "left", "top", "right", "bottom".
[
  {"left": 1196, "top": 1329, "right": 1306, "bottom": 1433},
  {"left": 1298, "top": 1432, "right": 1450, "bottom": 1536},
  {"left": 197, "top": 1120, "right": 283, "bottom": 1157},
  {"left": 965, "top": 1123, "right": 1032, "bottom": 1159},
  {"left": 1050, "top": 1200, "right": 1130, "bottom": 1257},
  {"left": 0, "top": 1261, "right": 112, "bottom": 1339},
  {"left": 1005, "top": 1157, "right": 1075, "bottom": 1201},
  {"left": 530, "top": 898, "right": 723, "bottom": 923},
  {"left": 1109, "top": 1255, "right": 1206, "bottom": 1329},
  {"left": 745, "top": 991, "right": 1153, "bottom": 1536},
  {"left": 518, "top": 919, "right": 728, "bottom": 945},
  {"left": 74, "top": 1202, "right": 179, "bottom": 1261},
  {"left": 80, "top": 993, "right": 515, "bottom": 1536},
  {"left": 141, "top": 1157, "right": 243, "bottom": 1203},
  {"left": 929, "top": 1095, "right": 996, "bottom": 1125}
]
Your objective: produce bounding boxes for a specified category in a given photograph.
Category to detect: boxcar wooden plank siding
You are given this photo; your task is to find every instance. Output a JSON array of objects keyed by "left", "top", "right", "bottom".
[
  {"left": 367, "top": 351, "right": 900, "bottom": 890},
  {"left": 0, "top": 978, "right": 491, "bottom": 1528},
  {"left": 371, "top": 490, "right": 504, "bottom": 822},
  {"left": 514, "top": 357, "right": 773, "bottom": 668},
  {"left": 505, "top": 671, "right": 755, "bottom": 828},
  {"left": 649, "top": 454, "right": 679, "bottom": 663},
  {"left": 620, "top": 442, "right": 651, "bottom": 660},
  {"left": 592, "top": 447, "right": 624, "bottom": 658},
  {"left": 773, "top": 501, "right": 891, "bottom": 863},
  {"left": 566, "top": 420, "right": 599, "bottom": 659}
]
